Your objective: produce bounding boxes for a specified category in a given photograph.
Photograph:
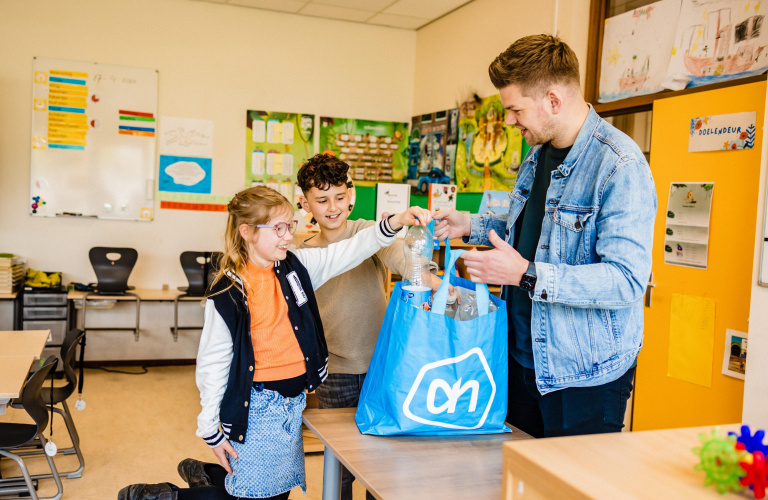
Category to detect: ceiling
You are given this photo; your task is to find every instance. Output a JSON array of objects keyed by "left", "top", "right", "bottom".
[{"left": 192, "top": 0, "right": 473, "bottom": 30}]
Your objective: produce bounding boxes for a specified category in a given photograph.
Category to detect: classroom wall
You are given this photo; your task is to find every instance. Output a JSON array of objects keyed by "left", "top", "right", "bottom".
[
  {"left": 743, "top": 88, "right": 768, "bottom": 428},
  {"left": 411, "top": 0, "right": 591, "bottom": 115},
  {"left": 0, "top": 0, "right": 416, "bottom": 360}
]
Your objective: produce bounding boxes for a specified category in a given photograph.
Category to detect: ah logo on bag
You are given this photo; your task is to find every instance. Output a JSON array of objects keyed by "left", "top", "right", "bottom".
[{"left": 402, "top": 347, "right": 496, "bottom": 430}]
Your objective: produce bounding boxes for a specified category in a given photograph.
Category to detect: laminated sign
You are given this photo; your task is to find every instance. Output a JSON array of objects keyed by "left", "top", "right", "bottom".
[{"left": 688, "top": 112, "right": 756, "bottom": 152}]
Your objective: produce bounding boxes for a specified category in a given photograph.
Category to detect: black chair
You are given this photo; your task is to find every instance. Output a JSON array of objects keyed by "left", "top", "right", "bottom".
[
  {"left": 171, "top": 251, "right": 221, "bottom": 341},
  {"left": 81, "top": 247, "right": 141, "bottom": 341},
  {"left": 12, "top": 329, "right": 86, "bottom": 479},
  {"left": 0, "top": 356, "right": 63, "bottom": 500}
]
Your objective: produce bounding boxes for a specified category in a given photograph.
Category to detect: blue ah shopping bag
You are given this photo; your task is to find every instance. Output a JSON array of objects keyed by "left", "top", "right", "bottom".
[{"left": 355, "top": 242, "right": 510, "bottom": 436}]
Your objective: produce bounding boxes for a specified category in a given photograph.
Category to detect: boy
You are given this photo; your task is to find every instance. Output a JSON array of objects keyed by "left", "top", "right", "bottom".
[{"left": 297, "top": 153, "right": 441, "bottom": 500}]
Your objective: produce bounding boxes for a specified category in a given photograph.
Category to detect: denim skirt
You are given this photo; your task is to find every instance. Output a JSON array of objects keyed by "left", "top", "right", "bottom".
[{"left": 224, "top": 387, "right": 307, "bottom": 498}]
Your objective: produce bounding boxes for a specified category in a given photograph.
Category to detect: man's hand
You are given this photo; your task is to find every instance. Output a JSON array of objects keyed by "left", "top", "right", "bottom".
[
  {"left": 432, "top": 208, "right": 471, "bottom": 242},
  {"left": 212, "top": 440, "right": 238, "bottom": 474},
  {"left": 462, "top": 230, "right": 529, "bottom": 286},
  {"left": 391, "top": 206, "right": 431, "bottom": 230}
]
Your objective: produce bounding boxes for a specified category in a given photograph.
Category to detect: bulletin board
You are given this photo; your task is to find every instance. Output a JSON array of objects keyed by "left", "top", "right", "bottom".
[
  {"left": 30, "top": 57, "right": 158, "bottom": 221},
  {"left": 633, "top": 82, "right": 765, "bottom": 431},
  {"left": 319, "top": 116, "right": 409, "bottom": 187}
]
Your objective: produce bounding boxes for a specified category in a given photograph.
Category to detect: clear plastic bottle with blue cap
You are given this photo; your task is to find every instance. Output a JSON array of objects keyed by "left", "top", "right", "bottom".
[{"left": 400, "top": 219, "right": 434, "bottom": 310}]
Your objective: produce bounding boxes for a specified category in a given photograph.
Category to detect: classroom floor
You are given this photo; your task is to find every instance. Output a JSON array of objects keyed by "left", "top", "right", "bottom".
[{"left": 0, "top": 366, "right": 365, "bottom": 500}]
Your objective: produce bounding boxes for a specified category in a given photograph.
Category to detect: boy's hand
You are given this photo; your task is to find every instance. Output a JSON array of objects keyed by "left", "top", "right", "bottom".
[
  {"left": 212, "top": 440, "right": 238, "bottom": 474},
  {"left": 390, "top": 206, "right": 431, "bottom": 231},
  {"left": 429, "top": 274, "right": 460, "bottom": 304}
]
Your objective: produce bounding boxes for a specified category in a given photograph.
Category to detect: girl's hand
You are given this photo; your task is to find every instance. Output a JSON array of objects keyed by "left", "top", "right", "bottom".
[
  {"left": 212, "top": 440, "right": 238, "bottom": 474},
  {"left": 391, "top": 206, "right": 432, "bottom": 230}
]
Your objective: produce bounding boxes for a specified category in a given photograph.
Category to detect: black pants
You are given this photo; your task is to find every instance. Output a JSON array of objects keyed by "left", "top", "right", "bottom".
[
  {"left": 314, "top": 373, "right": 375, "bottom": 500},
  {"left": 174, "top": 464, "right": 289, "bottom": 500},
  {"left": 506, "top": 356, "right": 635, "bottom": 438}
]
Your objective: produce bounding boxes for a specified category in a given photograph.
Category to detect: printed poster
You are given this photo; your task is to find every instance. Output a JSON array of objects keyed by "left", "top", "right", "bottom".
[
  {"left": 688, "top": 111, "right": 756, "bottom": 151},
  {"left": 319, "top": 117, "right": 409, "bottom": 187},
  {"left": 455, "top": 95, "right": 529, "bottom": 193},
  {"left": 376, "top": 183, "right": 410, "bottom": 237},
  {"left": 722, "top": 328, "right": 748, "bottom": 380},
  {"left": 158, "top": 117, "right": 214, "bottom": 195},
  {"left": 478, "top": 190, "right": 511, "bottom": 215},
  {"left": 428, "top": 183, "right": 457, "bottom": 213},
  {"left": 666, "top": 0, "right": 768, "bottom": 88},
  {"left": 599, "top": 0, "right": 681, "bottom": 102},
  {"left": 246, "top": 110, "right": 315, "bottom": 203},
  {"left": 664, "top": 182, "right": 714, "bottom": 269},
  {"left": 408, "top": 108, "right": 459, "bottom": 193}
]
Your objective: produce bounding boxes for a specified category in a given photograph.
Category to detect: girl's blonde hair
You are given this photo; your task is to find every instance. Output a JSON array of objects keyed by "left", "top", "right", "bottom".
[{"left": 210, "top": 186, "right": 294, "bottom": 295}]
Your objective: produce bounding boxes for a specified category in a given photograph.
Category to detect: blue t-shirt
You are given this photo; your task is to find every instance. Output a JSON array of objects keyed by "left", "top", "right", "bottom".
[{"left": 508, "top": 142, "right": 571, "bottom": 369}]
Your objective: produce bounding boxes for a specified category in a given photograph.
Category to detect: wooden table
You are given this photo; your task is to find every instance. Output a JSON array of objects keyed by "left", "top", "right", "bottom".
[
  {"left": 0, "top": 330, "right": 51, "bottom": 358},
  {"left": 303, "top": 408, "right": 532, "bottom": 500},
  {"left": 0, "top": 356, "right": 35, "bottom": 399},
  {"left": 502, "top": 423, "right": 744, "bottom": 499}
]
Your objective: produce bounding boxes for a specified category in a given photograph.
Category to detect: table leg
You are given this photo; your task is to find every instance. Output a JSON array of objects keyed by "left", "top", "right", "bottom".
[{"left": 322, "top": 446, "right": 341, "bottom": 500}]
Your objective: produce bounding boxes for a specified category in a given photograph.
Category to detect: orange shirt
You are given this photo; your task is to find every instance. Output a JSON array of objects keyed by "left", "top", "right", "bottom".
[{"left": 242, "top": 261, "right": 306, "bottom": 381}]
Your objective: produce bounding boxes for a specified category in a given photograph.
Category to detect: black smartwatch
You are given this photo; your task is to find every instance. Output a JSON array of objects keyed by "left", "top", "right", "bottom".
[{"left": 519, "top": 261, "right": 537, "bottom": 292}]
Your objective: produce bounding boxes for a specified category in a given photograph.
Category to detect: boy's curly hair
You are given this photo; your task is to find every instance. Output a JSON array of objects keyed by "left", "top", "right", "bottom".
[{"left": 297, "top": 153, "right": 350, "bottom": 192}]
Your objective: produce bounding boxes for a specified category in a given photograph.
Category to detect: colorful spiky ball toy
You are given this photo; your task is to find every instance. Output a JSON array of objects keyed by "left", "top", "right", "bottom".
[{"left": 693, "top": 425, "right": 768, "bottom": 497}]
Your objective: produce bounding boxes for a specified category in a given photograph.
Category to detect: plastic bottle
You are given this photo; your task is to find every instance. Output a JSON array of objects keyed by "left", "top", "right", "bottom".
[
  {"left": 400, "top": 223, "right": 434, "bottom": 310},
  {"left": 445, "top": 292, "right": 459, "bottom": 319}
]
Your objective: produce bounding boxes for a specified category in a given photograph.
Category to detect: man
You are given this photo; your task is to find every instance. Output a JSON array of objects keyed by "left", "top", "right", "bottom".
[{"left": 434, "top": 34, "right": 657, "bottom": 438}]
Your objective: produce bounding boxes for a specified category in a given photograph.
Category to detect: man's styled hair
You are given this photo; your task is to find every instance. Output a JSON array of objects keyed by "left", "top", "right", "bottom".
[
  {"left": 297, "top": 153, "right": 350, "bottom": 192},
  {"left": 488, "top": 34, "right": 580, "bottom": 95}
]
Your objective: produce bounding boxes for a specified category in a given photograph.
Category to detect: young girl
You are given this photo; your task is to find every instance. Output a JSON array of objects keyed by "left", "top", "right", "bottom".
[{"left": 119, "top": 186, "right": 430, "bottom": 500}]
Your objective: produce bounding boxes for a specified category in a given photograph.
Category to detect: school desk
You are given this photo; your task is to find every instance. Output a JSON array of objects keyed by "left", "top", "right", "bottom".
[
  {"left": 502, "top": 423, "right": 744, "bottom": 499},
  {"left": 66, "top": 289, "right": 204, "bottom": 393},
  {"left": 302, "top": 408, "right": 532, "bottom": 500},
  {"left": 0, "top": 330, "right": 51, "bottom": 358}
]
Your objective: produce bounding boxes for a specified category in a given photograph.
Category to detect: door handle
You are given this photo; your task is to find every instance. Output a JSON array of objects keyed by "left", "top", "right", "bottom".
[{"left": 645, "top": 272, "right": 657, "bottom": 308}]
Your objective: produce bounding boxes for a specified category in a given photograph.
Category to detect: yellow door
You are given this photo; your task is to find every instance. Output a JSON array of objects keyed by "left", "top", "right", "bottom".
[{"left": 633, "top": 81, "right": 765, "bottom": 431}]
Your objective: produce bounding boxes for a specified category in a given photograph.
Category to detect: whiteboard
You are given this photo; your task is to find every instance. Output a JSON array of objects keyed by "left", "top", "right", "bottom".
[{"left": 30, "top": 57, "right": 158, "bottom": 221}]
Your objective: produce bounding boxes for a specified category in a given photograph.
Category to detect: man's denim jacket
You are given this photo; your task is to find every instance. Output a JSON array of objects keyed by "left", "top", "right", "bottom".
[{"left": 466, "top": 105, "right": 657, "bottom": 395}]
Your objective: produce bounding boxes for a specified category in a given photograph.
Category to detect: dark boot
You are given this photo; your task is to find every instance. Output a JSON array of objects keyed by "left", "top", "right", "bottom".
[
  {"left": 117, "top": 482, "right": 177, "bottom": 500},
  {"left": 177, "top": 458, "right": 212, "bottom": 488}
]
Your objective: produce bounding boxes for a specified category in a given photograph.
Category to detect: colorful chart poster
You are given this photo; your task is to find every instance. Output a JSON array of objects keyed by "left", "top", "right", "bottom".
[
  {"left": 478, "top": 190, "right": 511, "bottom": 215},
  {"left": 246, "top": 110, "right": 315, "bottom": 202},
  {"left": 455, "top": 96, "right": 526, "bottom": 193},
  {"left": 408, "top": 109, "right": 459, "bottom": 193},
  {"left": 158, "top": 117, "right": 214, "bottom": 195},
  {"left": 319, "top": 117, "right": 409, "bottom": 187},
  {"left": 666, "top": 0, "right": 768, "bottom": 88},
  {"left": 664, "top": 182, "right": 714, "bottom": 269},
  {"left": 722, "top": 328, "right": 748, "bottom": 380},
  {"left": 688, "top": 111, "right": 756, "bottom": 151},
  {"left": 428, "top": 183, "right": 457, "bottom": 213},
  {"left": 598, "top": 0, "right": 681, "bottom": 102}
]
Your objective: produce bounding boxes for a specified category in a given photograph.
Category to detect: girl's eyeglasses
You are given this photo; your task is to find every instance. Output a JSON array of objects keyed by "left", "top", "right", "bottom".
[{"left": 256, "top": 220, "right": 298, "bottom": 237}]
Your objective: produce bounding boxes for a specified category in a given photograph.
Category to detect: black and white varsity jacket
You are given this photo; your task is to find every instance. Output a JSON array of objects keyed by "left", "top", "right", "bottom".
[{"left": 196, "top": 218, "right": 398, "bottom": 447}]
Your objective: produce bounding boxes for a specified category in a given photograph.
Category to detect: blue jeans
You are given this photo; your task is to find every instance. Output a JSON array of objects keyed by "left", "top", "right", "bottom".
[
  {"left": 314, "top": 373, "right": 373, "bottom": 500},
  {"left": 507, "top": 356, "right": 635, "bottom": 438}
]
